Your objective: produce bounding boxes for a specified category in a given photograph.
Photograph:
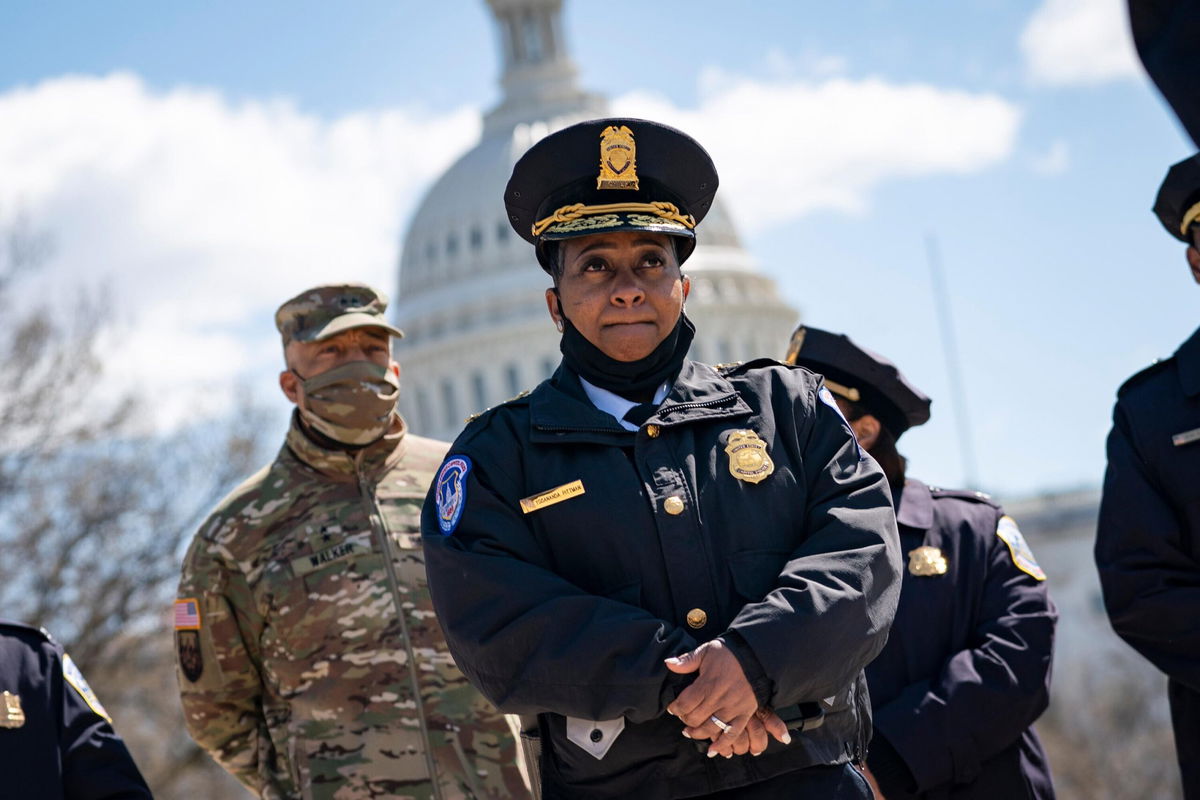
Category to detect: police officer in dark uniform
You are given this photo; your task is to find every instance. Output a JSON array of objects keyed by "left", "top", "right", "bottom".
[
  {"left": 0, "top": 619, "right": 153, "bottom": 799},
  {"left": 1096, "top": 153, "right": 1200, "bottom": 799},
  {"left": 787, "top": 326, "right": 1057, "bottom": 800},
  {"left": 421, "top": 118, "right": 902, "bottom": 799}
]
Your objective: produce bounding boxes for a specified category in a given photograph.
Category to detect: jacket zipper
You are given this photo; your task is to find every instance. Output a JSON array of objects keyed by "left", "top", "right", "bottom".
[{"left": 356, "top": 454, "right": 445, "bottom": 800}]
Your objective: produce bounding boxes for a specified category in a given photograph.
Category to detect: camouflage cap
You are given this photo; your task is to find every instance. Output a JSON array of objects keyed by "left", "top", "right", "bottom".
[{"left": 275, "top": 283, "right": 405, "bottom": 344}]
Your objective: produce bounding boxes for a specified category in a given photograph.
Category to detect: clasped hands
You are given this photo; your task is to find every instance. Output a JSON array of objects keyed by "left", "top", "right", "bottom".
[{"left": 664, "top": 639, "right": 791, "bottom": 758}]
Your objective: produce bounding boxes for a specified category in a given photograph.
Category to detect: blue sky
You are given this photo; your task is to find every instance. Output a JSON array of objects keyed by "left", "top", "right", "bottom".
[{"left": 1, "top": 0, "right": 1195, "bottom": 497}]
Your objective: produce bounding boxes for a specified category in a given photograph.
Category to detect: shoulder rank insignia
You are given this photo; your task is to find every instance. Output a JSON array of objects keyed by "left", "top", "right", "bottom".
[
  {"left": 908, "top": 546, "right": 948, "bottom": 576},
  {"left": 0, "top": 691, "right": 24, "bottom": 729},
  {"left": 996, "top": 516, "right": 1046, "bottom": 581},
  {"left": 597, "top": 125, "right": 639, "bottom": 190},
  {"left": 724, "top": 429, "right": 774, "bottom": 484}
]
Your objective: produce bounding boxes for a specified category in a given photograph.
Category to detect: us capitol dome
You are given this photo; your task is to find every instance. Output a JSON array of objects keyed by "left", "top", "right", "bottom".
[{"left": 392, "top": 0, "right": 798, "bottom": 441}]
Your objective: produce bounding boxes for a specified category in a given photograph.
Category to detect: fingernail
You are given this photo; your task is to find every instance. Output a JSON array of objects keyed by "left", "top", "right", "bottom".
[
  {"left": 782, "top": 732, "right": 792, "bottom": 745},
  {"left": 724, "top": 753, "right": 732, "bottom": 759},
  {"left": 707, "top": 750, "right": 717, "bottom": 758},
  {"left": 681, "top": 730, "right": 691, "bottom": 739}
]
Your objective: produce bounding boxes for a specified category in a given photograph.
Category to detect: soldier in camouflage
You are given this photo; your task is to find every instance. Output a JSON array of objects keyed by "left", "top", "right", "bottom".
[{"left": 175, "top": 283, "right": 526, "bottom": 800}]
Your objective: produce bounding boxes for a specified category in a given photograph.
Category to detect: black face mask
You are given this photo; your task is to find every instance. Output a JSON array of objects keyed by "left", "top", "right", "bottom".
[{"left": 558, "top": 304, "right": 695, "bottom": 400}]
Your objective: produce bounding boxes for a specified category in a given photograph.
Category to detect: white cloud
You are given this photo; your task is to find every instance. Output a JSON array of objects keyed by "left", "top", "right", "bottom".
[
  {"left": 613, "top": 71, "right": 1021, "bottom": 233},
  {"left": 1020, "top": 0, "right": 1141, "bottom": 86},
  {"left": 0, "top": 73, "right": 479, "bottom": 428},
  {"left": 0, "top": 69, "right": 1020, "bottom": 428}
]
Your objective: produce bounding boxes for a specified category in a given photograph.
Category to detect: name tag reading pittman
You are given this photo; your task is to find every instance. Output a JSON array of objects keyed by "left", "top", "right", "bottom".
[
  {"left": 1173, "top": 427, "right": 1200, "bottom": 447},
  {"left": 520, "top": 480, "right": 586, "bottom": 514}
]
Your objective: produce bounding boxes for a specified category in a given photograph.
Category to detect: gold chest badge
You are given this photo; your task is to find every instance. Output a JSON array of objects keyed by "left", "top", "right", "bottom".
[
  {"left": 908, "top": 546, "right": 948, "bottom": 576},
  {"left": 0, "top": 691, "right": 24, "bottom": 728},
  {"left": 724, "top": 430, "right": 774, "bottom": 484},
  {"left": 597, "top": 125, "right": 639, "bottom": 190}
]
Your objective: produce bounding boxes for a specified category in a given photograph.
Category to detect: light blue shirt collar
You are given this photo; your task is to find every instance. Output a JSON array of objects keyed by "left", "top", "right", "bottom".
[{"left": 578, "top": 377, "right": 669, "bottom": 432}]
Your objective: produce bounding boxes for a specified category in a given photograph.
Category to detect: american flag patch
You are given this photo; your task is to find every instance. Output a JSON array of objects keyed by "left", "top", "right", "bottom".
[{"left": 173, "top": 598, "right": 201, "bottom": 630}]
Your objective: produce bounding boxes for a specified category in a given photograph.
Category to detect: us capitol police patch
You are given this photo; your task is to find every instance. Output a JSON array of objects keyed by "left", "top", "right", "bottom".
[{"left": 436, "top": 456, "right": 472, "bottom": 535}]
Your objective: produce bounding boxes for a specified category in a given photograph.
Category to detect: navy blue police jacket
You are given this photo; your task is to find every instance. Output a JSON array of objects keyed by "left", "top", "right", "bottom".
[
  {"left": 1097, "top": 325, "right": 1200, "bottom": 799},
  {"left": 421, "top": 359, "right": 902, "bottom": 799},
  {"left": 865, "top": 480, "right": 1056, "bottom": 799},
  {"left": 0, "top": 620, "right": 153, "bottom": 800}
]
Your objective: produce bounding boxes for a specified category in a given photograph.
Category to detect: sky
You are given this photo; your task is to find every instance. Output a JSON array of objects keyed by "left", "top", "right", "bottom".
[{"left": 0, "top": 0, "right": 1195, "bottom": 498}]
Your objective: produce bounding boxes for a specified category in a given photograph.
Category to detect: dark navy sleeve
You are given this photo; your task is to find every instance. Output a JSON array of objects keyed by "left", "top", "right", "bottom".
[
  {"left": 871, "top": 509, "right": 1056, "bottom": 791},
  {"left": 726, "top": 377, "right": 902, "bottom": 706},
  {"left": 1096, "top": 398, "right": 1200, "bottom": 692},
  {"left": 421, "top": 429, "right": 699, "bottom": 724},
  {"left": 56, "top": 646, "right": 153, "bottom": 800}
]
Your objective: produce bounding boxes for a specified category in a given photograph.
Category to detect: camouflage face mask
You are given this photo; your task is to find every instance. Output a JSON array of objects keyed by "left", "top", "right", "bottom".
[{"left": 295, "top": 360, "right": 400, "bottom": 446}]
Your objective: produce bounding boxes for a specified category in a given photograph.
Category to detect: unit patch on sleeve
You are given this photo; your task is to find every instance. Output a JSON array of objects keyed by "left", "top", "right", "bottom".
[
  {"left": 995, "top": 516, "right": 1046, "bottom": 581},
  {"left": 177, "top": 630, "right": 203, "bottom": 683},
  {"left": 62, "top": 653, "right": 112, "bottom": 723},
  {"left": 436, "top": 456, "right": 472, "bottom": 535}
]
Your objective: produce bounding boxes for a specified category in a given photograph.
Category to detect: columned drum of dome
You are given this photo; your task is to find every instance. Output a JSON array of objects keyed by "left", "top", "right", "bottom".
[{"left": 392, "top": 0, "right": 799, "bottom": 442}]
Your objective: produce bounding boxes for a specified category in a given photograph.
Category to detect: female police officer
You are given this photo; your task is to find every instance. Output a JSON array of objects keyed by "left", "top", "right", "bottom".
[
  {"left": 421, "top": 119, "right": 901, "bottom": 799},
  {"left": 787, "top": 326, "right": 1057, "bottom": 799}
]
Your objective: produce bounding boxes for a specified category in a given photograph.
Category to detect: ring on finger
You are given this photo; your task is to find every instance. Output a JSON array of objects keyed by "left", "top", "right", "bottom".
[{"left": 709, "top": 715, "right": 732, "bottom": 733}]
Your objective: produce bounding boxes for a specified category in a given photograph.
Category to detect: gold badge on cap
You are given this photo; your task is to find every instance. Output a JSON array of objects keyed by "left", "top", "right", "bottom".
[
  {"left": 597, "top": 125, "right": 639, "bottom": 190},
  {"left": 908, "top": 546, "right": 948, "bottom": 577},
  {"left": 724, "top": 430, "right": 774, "bottom": 484},
  {"left": 0, "top": 691, "right": 25, "bottom": 729}
]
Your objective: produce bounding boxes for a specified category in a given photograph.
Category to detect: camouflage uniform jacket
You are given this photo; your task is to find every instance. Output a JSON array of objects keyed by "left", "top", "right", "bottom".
[{"left": 176, "top": 413, "right": 525, "bottom": 800}]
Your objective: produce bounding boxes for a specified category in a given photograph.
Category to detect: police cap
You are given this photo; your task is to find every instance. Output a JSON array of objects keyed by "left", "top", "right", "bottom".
[
  {"left": 504, "top": 118, "right": 719, "bottom": 271},
  {"left": 784, "top": 325, "right": 931, "bottom": 438},
  {"left": 1154, "top": 153, "right": 1200, "bottom": 242}
]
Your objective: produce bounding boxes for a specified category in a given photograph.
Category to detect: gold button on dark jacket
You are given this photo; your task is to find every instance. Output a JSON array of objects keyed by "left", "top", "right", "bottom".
[
  {"left": 645, "top": 424, "right": 660, "bottom": 438},
  {"left": 686, "top": 608, "right": 708, "bottom": 629},
  {"left": 663, "top": 496, "right": 685, "bottom": 515}
]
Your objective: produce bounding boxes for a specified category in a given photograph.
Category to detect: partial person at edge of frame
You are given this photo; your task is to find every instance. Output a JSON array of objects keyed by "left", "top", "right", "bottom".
[{"left": 1096, "top": 153, "right": 1200, "bottom": 800}]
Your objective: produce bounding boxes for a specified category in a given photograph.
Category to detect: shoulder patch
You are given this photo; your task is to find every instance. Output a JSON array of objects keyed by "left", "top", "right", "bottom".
[
  {"left": 435, "top": 455, "right": 472, "bottom": 535},
  {"left": 464, "top": 390, "right": 531, "bottom": 424},
  {"left": 1118, "top": 358, "right": 1173, "bottom": 397},
  {"left": 62, "top": 653, "right": 112, "bottom": 723},
  {"left": 715, "top": 357, "right": 786, "bottom": 376},
  {"left": 995, "top": 515, "right": 1046, "bottom": 581},
  {"left": 929, "top": 487, "right": 1000, "bottom": 508},
  {"left": 0, "top": 620, "right": 51, "bottom": 641}
]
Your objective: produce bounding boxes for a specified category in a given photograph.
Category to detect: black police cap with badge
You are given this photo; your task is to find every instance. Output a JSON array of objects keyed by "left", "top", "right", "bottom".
[
  {"left": 504, "top": 118, "right": 719, "bottom": 271},
  {"left": 1154, "top": 153, "right": 1200, "bottom": 243},
  {"left": 785, "top": 325, "right": 931, "bottom": 439}
]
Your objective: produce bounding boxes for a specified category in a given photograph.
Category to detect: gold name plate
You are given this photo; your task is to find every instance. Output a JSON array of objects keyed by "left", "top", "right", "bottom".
[{"left": 520, "top": 480, "right": 585, "bottom": 514}]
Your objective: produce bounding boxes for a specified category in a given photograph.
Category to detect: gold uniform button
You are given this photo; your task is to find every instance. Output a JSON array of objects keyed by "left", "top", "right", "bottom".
[
  {"left": 663, "top": 496, "right": 685, "bottom": 515},
  {"left": 645, "top": 424, "right": 660, "bottom": 438},
  {"left": 686, "top": 608, "right": 708, "bottom": 629}
]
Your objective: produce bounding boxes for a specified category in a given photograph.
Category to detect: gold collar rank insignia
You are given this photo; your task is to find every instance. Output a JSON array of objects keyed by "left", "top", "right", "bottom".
[
  {"left": 597, "top": 125, "right": 639, "bottom": 190},
  {"left": 0, "top": 691, "right": 24, "bottom": 728},
  {"left": 908, "top": 546, "right": 948, "bottom": 576},
  {"left": 724, "top": 430, "right": 774, "bottom": 484}
]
